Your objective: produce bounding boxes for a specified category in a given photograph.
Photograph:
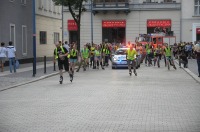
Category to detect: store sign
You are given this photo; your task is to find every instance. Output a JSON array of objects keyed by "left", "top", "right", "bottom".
[
  {"left": 196, "top": 28, "right": 200, "bottom": 34},
  {"left": 68, "top": 20, "right": 78, "bottom": 31},
  {"left": 147, "top": 20, "right": 171, "bottom": 27},
  {"left": 102, "top": 20, "right": 126, "bottom": 28}
]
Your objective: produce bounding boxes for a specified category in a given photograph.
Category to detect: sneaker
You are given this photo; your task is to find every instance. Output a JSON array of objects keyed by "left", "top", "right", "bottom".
[
  {"left": 76, "top": 69, "right": 79, "bottom": 72},
  {"left": 102, "top": 67, "right": 105, "bottom": 70},
  {"left": 198, "top": 75, "right": 200, "bottom": 77},
  {"left": 134, "top": 71, "right": 137, "bottom": 76}
]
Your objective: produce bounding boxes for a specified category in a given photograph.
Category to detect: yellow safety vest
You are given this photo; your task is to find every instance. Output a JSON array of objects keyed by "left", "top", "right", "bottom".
[
  {"left": 127, "top": 49, "right": 137, "bottom": 60},
  {"left": 55, "top": 46, "right": 65, "bottom": 59}
]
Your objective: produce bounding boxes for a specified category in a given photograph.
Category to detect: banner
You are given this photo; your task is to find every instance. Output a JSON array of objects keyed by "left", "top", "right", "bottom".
[
  {"left": 68, "top": 20, "right": 78, "bottom": 31},
  {"left": 147, "top": 20, "right": 171, "bottom": 27},
  {"left": 102, "top": 20, "right": 126, "bottom": 28}
]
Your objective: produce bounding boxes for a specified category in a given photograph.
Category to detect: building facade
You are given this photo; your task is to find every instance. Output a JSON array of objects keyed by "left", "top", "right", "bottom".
[
  {"left": 0, "top": 0, "right": 33, "bottom": 62},
  {"left": 63, "top": 0, "right": 200, "bottom": 48},
  {"left": 181, "top": 0, "right": 200, "bottom": 43},
  {"left": 35, "top": 0, "right": 62, "bottom": 59}
]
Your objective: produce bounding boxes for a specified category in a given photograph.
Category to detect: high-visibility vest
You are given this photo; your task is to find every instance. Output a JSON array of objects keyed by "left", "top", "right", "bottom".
[
  {"left": 55, "top": 46, "right": 65, "bottom": 59},
  {"left": 95, "top": 50, "right": 101, "bottom": 56},
  {"left": 70, "top": 49, "right": 77, "bottom": 57},
  {"left": 81, "top": 48, "right": 89, "bottom": 58},
  {"left": 105, "top": 49, "right": 110, "bottom": 55},
  {"left": 127, "top": 49, "right": 137, "bottom": 60},
  {"left": 165, "top": 47, "right": 171, "bottom": 57}
]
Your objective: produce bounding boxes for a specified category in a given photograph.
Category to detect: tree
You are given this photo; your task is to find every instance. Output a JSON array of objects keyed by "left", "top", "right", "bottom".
[{"left": 52, "top": 0, "right": 87, "bottom": 51}]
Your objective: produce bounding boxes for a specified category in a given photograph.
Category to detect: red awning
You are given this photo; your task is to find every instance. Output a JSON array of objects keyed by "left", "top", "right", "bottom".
[
  {"left": 196, "top": 28, "right": 200, "bottom": 34},
  {"left": 102, "top": 20, "right": 126, "bottom": 28},
  {"left": 147, "top": 20, "right": 171, "bottom": 27},
  {"left": 68, "top": 20, "right": 78, "bottom": 31}
]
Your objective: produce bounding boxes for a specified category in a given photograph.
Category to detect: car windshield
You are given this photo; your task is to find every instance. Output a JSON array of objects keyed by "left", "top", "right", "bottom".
[{"left": 115, "top": 49, "right": 127, "bottom": 55}]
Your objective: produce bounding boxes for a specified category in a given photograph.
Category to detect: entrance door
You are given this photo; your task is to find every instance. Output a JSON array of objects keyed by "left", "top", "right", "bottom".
[{"left": 102, "top": 20, "right": 126, "bottom": 44}]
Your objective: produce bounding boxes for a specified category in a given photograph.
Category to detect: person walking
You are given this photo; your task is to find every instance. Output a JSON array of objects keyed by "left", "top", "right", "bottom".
[
  {"left": 54, "top": 42, "right": 69, "bottom": 84},
  {"left": 126, "top": 45, "right": 137, "bottom": 76},
  {"left": 76, "top": 44, "right": 89, "bottom": 72},
  {"left": 194, "top": 42, "right": 200, "bottom": 77},
  {"left": 0, "top": 42, "right": 7, "bottom": 72},
  {"left": 6, "top": 41, "right": 16, "bottom": 73}
]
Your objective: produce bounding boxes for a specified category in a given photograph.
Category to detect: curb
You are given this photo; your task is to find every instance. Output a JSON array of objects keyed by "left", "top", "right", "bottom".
[
  {"left": 0, "top": 72, "right": 59, "bottom": 92},
  {"left": 174, "top": 60, "right": 200, "bottom": 84}
]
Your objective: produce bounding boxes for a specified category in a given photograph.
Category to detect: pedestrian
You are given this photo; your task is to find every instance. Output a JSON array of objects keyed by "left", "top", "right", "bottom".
[
  {"left": 95, "top": 45, "right": 104, "bottom": 70},
  {"left": 194, "top": 42, "right": 200, "bottom": 77},
  {"left": 126, "top": 45, "right": 137, "bottom": 76},
  {"left": 76, "top": 44, "right": 89, "bottom": 72},
  {"left": 179, "top": 51, "right": 188, "bottom": 68},
  {"left": 63, "top": 41, "right": 70, "bottom": 52},
  {"left": 0, "top": 42, "right": 7, "bottom": 72},
  {"left": 6, "top": 41, "right": 16, "bottom": 73},
  {"left": 69, "top": 45, "right": 78, "bottom": 82},
  {"left": 53, "top": 42, "right": 69, "bottom": 84}
]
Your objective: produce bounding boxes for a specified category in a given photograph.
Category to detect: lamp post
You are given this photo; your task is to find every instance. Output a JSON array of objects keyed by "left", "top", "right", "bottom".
[
  {"left": 62, "top": 4, "right": 64, "bottom": 43},
  {"left": 32, "top": 0, "right": 36, "bottom": 77},
  {"left": 91, "top": 0, "right": 93, "bottom": 44}
]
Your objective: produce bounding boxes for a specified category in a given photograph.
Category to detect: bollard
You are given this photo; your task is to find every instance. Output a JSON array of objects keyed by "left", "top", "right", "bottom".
[
  {"left": 53, "top": 61, "right": 56, "bottom": 71},
  {"left": 44, "top": 56, "right": 46, "bottom": 74}
]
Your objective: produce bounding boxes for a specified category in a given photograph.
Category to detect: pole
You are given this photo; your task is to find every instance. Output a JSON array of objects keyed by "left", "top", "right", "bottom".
[
  {"left": 62, "top": 4, "right": 64, "bottom": 43},
  {"left": 32, "top": 0, "right": 36, "bottom": 77},
  {"left": 44, "top": 56, "right": 46, "bottom": 74},
  {"left": 91, "top": 0, "right": 93, "bottom": 44}
]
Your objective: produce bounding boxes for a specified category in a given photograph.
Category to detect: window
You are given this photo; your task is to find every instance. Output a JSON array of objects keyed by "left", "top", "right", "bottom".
[
  {"left": 44, "top": 0, "right": 47, "bottom": 11},
  {"left": 54, "top": 32, "right": 60, "bottom": 44},
  {"left": 164, "top": 0, "right": 172, "bottom": 2},
  {"left": 22, "top": 25, "right": 27, "bottom": 56},
  {"left": 10, "top": 24, "right": 16, "bottom": 47},
  {"left": 39, "top": 0, "right": 43, "bottom": 9},
  {"left": 9, "top": 0, "right": 15, "bottom": 2},
  {"left": 40, "top": 31, "right": 47, "bottom": 44},
  {"left": 195, "top": 0, "right": 200, "bottom": 16},
  {"left": 21, "top": 0, "right": 26, "bottom": 5},
  {"left": 49, "top": 0, "right": 52, "bottom": 12}
]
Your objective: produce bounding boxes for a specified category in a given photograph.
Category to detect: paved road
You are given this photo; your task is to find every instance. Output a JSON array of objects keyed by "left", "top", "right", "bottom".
[{"left": 0, "top": 61, "right": 200, "bottom": 132}]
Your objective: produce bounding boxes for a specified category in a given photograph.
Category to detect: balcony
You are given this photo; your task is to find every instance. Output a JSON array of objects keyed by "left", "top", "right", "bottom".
[
  {"left": 131, "top": 2, "right": 181, "bottom": 11},
  {"left": 92, "top": 0, "right": 130, "bottom": 15}
]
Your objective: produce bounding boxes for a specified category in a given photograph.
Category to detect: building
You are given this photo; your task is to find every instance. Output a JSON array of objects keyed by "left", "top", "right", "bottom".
[
  {"left": 181, "top": 0, "right": 200, "bottom": 43},
  {"left": 0, "top": 0, "right": 33, "bottom": 63},
  {"left": 35, "top": 0, "right": 62, "bottom": 60},
  {"left": 63, "top": 0, "right": 200, "bottom": 48}
]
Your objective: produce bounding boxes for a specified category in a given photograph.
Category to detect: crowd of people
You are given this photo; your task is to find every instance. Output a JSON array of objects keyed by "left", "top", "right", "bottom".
[{"left": 53, "top": 40, "right": 200, "bottom": 84}]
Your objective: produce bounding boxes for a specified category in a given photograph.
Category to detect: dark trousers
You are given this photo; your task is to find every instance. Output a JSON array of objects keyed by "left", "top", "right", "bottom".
[{"left": 197, "top": 58, "right": 200, "bottom": 76}]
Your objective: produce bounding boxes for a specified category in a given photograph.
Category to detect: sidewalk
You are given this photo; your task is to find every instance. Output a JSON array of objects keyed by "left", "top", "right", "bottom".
[{"left": 0, "top": 61, "right": 59, "bottom": 91}]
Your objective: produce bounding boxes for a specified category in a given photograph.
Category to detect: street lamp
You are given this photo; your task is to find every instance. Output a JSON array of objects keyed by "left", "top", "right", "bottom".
[
  {"left": 91, "top": 0, "right": 93, "bottom": 44},
  {"left": 32, "top": 0, "right": 36, "bottom": 77}
]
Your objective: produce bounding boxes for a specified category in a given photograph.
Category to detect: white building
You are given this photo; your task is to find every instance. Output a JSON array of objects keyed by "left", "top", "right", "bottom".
[
  {"left": 35, "top": 0, "right": 62, "bottom": 59},
  {"left": 63, "top": 0, "right": 200, "bottom": 48}
]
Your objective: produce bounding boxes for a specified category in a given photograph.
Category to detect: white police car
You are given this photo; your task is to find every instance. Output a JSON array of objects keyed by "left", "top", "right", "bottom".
[{"left": 112, "top": 48, "right": 129, "bottom": 69}]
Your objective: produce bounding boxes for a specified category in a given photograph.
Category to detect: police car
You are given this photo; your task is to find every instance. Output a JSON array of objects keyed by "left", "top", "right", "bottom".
[{"left": 112, "top": 47, "right": 129, "bottom": 69}]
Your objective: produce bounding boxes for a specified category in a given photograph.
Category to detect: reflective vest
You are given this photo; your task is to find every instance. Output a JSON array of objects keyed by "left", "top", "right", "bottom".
[
  {"left": 81, "top": 48, "right": 89, "bottom": 58},
  {"left": 165, "top": 47, "right": 171, "bottom": 57},
  {"left": 95, "top": 50, "right": 101, "bottom": 56},
  {"left": 70, "top": 49, "right": 77, "bottom": 57},
  {"left": 105, "top": 49, "right": 110, "bottom": 55},
  {"left": 127, "top": 49, "right": 137, "bottom": 60},
  {"left": 55, "top": 46, "right": 65, "bottom": 59},
  {"left": 91, "top": 47, "right": 95, "bottom": 53}
]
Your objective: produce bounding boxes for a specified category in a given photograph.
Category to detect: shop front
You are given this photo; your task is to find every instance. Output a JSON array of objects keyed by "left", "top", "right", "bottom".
[
  {"left": 68, "top": 20, "right": 78, "bottom": 44},
  {"left": 102, "top": 20, "right": 126, "bottom": 44}
]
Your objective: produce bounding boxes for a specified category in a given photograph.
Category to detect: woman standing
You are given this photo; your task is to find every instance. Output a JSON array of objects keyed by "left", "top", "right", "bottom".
[{"left": 0, "top": 42, "right": 7, "bottom": 72}]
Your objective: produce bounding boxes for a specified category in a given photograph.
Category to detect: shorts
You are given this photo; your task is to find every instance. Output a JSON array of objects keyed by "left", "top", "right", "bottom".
[
  {"left": 95, "top": 56, "right": 101, "bottom": 60},
  {"left": 58, "top": 60, "right": 69, "bottom": 71},
  {"left": 70, "top": 58, "right": 77, "bottom": 63},
  {"left": 0, "top": 57, "right": 6, "bottom": 63}
]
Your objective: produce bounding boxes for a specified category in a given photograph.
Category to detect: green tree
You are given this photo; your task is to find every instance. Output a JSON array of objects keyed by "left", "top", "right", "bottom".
[{"left": 53, "top": 0, "right": 87, "bottom": 51}]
